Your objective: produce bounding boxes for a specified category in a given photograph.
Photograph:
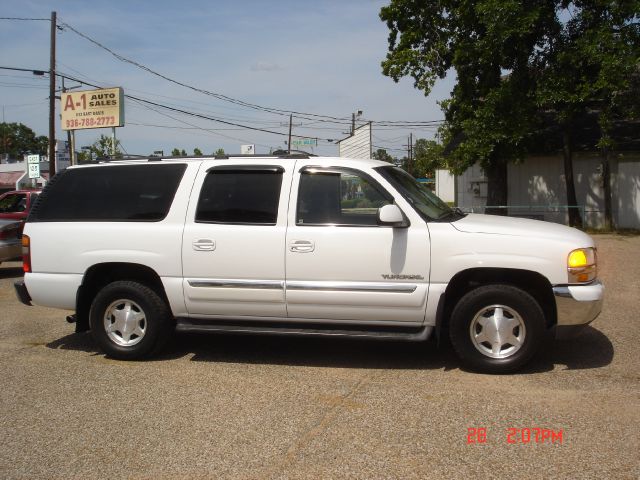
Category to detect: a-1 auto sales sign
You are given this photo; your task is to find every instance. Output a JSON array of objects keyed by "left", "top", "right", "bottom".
[{"left": 61, "top": 87, "right": 125, "bottom": 131}]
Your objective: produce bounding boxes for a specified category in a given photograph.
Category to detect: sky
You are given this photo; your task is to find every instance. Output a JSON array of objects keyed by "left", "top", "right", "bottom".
[{"left": 0, "top": 0, "right": 453, "bottom": 157}]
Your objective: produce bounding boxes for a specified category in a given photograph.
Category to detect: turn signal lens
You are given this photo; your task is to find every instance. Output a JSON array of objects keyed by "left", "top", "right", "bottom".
[
  {"left": 567, "top": 248, "right": 596, "bottom": 283},
  {"left": 22, "top": 234, "right": 31, "bottom": 273}
]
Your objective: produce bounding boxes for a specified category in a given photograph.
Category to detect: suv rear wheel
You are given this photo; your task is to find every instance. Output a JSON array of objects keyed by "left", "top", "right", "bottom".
[
  {"left": 89, "top": 281, "right": 173, "bottom": 359},
  {"left": 449, "top": 284, "right": 545, "bottom": 374}
]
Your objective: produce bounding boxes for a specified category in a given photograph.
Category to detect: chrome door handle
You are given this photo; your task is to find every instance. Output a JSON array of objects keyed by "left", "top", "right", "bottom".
[
  {"left": 193, "top": 239, "right": 215, "bottom": 251},
  {"left": 289, "top": 240, "right": 315, "bottom": 253}
]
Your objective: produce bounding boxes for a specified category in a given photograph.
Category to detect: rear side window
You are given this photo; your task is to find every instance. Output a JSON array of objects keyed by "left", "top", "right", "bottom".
[
  {"left": 30, "top": 164, "right": 187, "bottom": 222},
  {"left": 196, "top": 168, "right": 283, "bottom": 225}
]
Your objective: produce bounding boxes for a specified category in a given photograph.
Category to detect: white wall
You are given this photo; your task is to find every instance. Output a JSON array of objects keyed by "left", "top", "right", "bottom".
[
  {"left": 506, "top": 153, "right": 608, "bottom": 225},
  {"left": 614, "top": 159, "right": 640, "bottom": 229},
  {"left": 456, "top": 153, "right": 640, "bottom": 229},
  {"left": 338, "top": 123, "right": 371, "bottom": 159},
  {"left": 456, "top": 163, "right": 487, "bottom": 210},
  {"left": 435, "top": 169, "right": 456, "bottom": 203}
]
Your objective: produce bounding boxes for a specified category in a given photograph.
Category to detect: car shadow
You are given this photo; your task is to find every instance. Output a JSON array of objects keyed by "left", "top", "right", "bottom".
[
  {"left": 522, "top": 326, "right": 615, "bottom": 373},
  {"left": 170, "top": 334, "right": 458, "bottom": 370},
  {"left": 46, "top": 332, "right": 102, "bottom": 357},
  {"left": 46, "top": 325, "right": 613, "bottom": 373}
]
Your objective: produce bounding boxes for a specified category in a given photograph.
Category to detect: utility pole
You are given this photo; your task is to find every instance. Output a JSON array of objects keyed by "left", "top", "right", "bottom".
[
  {"left": 48, "top": 11, "right": 57, "bottom": 177},
  {"left": 288, "top": 114, "right": 293, "bottom": 154},
  {"left": 410, "top": 132, "right": 413, "bottom": 171},
  {"left": 61, "top": 77, "right": 75, "bottom": 166},
  {"left": 407, "top": 133, "right": 413, "bottom": 175},
  {"left": 2, "top": 106, "right": 5, "bottom": 158}
]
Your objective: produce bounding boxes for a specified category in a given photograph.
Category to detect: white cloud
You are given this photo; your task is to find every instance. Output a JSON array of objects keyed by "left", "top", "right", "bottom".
[{"left": 250, "top": 62, "right": 284, "bottom": 72}]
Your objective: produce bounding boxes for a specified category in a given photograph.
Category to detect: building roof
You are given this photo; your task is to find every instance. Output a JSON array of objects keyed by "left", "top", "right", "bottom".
[{"left": 0, "top": 172, "right": 26, "bottom": 188}]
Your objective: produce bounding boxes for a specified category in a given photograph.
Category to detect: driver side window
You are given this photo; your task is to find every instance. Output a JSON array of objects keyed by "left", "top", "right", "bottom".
[{"left": 296, "top": 169, "right": 391, "bottom": 226}]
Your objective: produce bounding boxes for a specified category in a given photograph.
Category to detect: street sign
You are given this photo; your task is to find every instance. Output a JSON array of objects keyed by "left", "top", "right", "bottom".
[
  {"left": 27, "top": 154, "right": 40, "bottom": 179},
  {"left": 291, "top": 138, "right": 317, "bottom": 147},
  {"left": 240, "top": 144, "right": 255, "bottom": 154}
]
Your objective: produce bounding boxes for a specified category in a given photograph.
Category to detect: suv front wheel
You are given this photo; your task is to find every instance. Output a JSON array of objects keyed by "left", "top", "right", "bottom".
[
  {"left": 449, "top": 284, "right": 546, "bottom": 374},
  {"left": 89, "top": 281, "right": 173, "bottom": 359}
]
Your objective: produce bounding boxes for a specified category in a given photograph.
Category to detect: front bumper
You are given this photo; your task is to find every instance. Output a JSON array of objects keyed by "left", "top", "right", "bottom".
[{"left": 552, "top": 280, "right": 604, "bottom": 339}]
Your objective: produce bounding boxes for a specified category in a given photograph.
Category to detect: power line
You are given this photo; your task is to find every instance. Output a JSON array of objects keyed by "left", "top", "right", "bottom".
[
  {"left": 57, "top": 20, "right": 443, "bottom": 128},
  {"left": 55, "top": 70, "right": 336, "bottom": 141},
  {"left": 0, "top": 66, "right": 48, "bottom": 75},
  {"left": 57, "top": 61, "right": 303, "bottom": 123},
  {"left": 58, "top": 20, "right": 352, "bottom": 124},
  {"left": 128, "top": 94, "right": 332, "bottom": 141},
  {"left": 0, "top": 65, "right": 440, "bottom": 146},
  {"left": 1, "top": 101, "right": 46, "bottom": 108},
  {"left": 127, "top": 121, "right": 276, "bottom": 133},
  {"left": 372, "top": 144, "right": 407, "bottom": 154},
  {"left": 0, "top": 17, "right": 50, "bottom": 21},
  {"left": 127, "top": 99, "right": 273, "bottom": 148},
  {"left": 0, "top": 81, "right": 48, "bottom": 89}
]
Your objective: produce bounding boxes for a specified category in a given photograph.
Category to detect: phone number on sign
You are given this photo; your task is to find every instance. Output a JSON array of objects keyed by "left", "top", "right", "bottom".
[
  {"left": 467, "top": 427, "right": 564, "bottom": 444},
  {"left": 65, "top": 116, "right": 116, "bottom": 129}
]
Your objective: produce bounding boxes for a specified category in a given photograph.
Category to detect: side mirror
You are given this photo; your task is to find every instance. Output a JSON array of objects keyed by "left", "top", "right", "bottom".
[{"left": 377, "top": 204, "right": 409, "bottom": 227}]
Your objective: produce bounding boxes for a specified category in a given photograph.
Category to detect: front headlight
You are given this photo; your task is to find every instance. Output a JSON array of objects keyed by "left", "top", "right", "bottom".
[{"left": 567, "top": 247, "right": 597, "bottom": 283}]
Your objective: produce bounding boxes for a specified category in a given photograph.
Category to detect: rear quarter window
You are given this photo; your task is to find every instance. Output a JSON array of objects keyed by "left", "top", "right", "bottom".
[{"left": 29, "top": 164, "right": 187, "bottom": 222}]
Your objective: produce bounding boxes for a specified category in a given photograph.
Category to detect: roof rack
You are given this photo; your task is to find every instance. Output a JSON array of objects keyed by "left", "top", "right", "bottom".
[{"left": 90, "top": 151, "right": 317, "bottom": 163}]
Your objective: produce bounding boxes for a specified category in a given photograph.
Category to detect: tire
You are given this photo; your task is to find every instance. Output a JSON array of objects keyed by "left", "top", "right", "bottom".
[
  {"left": 89, "top": 281, "right": 173, "bottom": 360},
  {"left": 449, "top": 284, "right": 545, "bottom": 374}
]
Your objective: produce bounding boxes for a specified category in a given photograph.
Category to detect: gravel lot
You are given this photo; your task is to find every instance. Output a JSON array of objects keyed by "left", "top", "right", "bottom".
[{"left": 0, "top": 234, "right": 638, "bottom": 479}]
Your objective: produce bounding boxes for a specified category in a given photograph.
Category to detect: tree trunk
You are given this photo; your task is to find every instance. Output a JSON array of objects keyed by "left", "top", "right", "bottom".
[
  {"left": 602, "top": 147, "right": 613, "bottom": 230},
  {"left": 562, "top": 123, "right": 583, "bottom": 228},
  {"left": 485, "top": 158, "right": 508, "bottom": 216}
]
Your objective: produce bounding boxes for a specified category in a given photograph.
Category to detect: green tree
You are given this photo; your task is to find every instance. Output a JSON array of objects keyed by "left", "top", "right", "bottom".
[
  {"left": 193, "top": 147, "right": 203, "bottom": 156},
  {"left": 214, "top": 148, "right": 225, "bottom": 156},
  {"left": 372, "top": 148, "right": 395, "bottom": 163},
  {"left": 77, "top": 135, "right": 122, "bottom": 162},
  {"left": 381, "top": 1, "right": 640, "bottom": 224},
  {"left": 180, "top": 149, "right": 187, "bottom": 156},
  {"left": 0, "top": 122, "right": 48, "bottom": 158},
  {"left": 535, "top": 3, "right": 640, "bottom": 228},
  {"left": 381, "top": 0, "right": 551, "bottom": 214},
  {"left": 413, "top": 139, "right": 445, "bottom": 179},
  {"left": 171, "top": 148, "right": 181, "bottom": 156}
]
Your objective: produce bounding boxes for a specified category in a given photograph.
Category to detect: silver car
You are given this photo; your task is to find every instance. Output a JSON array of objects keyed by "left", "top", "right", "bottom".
[{"left": 0, "top": 219, "right": 22, "bottom": 265}]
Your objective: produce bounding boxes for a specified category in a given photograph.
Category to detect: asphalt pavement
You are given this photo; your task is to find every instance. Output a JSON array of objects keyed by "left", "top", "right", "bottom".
[{"left": 0, "top": 234, "right": 638, "bottom": 479}]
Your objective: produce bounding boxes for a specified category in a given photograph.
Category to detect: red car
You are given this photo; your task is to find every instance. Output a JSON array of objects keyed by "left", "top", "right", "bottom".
[{"left": 0, "top": 190, "right": 41, "bottom": 222}]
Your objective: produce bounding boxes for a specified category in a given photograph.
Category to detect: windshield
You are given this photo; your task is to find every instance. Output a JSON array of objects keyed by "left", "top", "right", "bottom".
[{"left": 375, "top": 166, "right": 455, "bottom": 222}]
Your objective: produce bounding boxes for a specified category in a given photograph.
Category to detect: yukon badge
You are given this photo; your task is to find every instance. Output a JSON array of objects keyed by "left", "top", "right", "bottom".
[{"left": 382, "top": 274, "right": 424, "bottom": 280}]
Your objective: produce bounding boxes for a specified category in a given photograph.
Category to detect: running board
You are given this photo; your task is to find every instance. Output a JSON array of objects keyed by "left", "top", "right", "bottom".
[{"left": 175, "top": 319, "right": 433, "bottom": 342}]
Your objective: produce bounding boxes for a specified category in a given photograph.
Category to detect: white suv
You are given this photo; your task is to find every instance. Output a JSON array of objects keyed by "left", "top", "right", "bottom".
[{"left": 15, "top": 154, "right": 604, "bottom": 373}]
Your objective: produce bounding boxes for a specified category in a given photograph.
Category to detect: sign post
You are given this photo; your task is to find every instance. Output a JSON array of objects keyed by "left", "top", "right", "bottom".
[
  {"left": 27, "top": 154, "right": 40, "bottom": 187},
  {"left": 27, "top": 154, "right": 40, "bottom": 179}
]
